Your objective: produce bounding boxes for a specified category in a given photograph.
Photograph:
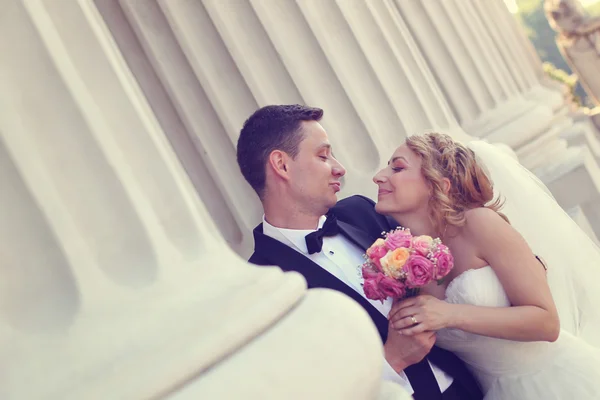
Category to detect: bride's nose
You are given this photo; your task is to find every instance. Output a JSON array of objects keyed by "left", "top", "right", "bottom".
[{"left": 373, "top": 169, "right": 387, "bottom": 184}]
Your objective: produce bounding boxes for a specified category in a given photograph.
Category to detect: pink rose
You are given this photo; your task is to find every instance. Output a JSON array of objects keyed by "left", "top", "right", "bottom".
[
  {"left": 363, "top": 274, "right": 387, "bottom": 302},
  {"left": 366, "top": 243, "right": 388, "bottom": 271},
  {"left": 361, "top": 264, "right": 379, "bottom": 280},
  {"left": 366, "top": 239, "right": 385, "bottom": 257},
  {"left": 385, "top": 229, "right": 412, "bottom": 250},
  {"left": 404, "top": 255, "right": 435, "bottom": 287},
  {"left": 412, "top": 235, "right": 434, "bottom": 256},
  {"left": 433, "top": 246, "right": 454, "bottom": 280},
  {"left": 379, "top": 276, "right": 406, "bottom": 299}
]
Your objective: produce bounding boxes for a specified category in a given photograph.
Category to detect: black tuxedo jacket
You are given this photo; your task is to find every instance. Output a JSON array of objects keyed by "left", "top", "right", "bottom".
[{"left": 249, "top": 195, "right": 483, "bottom": 400}]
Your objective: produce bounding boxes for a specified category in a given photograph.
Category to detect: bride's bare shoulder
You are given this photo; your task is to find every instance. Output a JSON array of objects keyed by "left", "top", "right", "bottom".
[
  {"left": 465, "top": 207, "right": 506, "bottom": 221},
  {"left": 462, "top": 208, "right": 511, "bottom": 238},
  {"left": 444, "top": 208, "right": 499, "bottom": 271}
]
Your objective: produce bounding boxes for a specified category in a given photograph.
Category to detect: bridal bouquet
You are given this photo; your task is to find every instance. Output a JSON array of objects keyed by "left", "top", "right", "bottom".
[{"left": 361, "top": 228, "right": 454, "bottom": 302}]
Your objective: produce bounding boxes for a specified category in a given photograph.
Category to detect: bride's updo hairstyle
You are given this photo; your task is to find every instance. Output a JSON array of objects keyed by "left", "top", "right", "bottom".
[{"left": 405, "top": 132, "right": 508, "bottom": 236}]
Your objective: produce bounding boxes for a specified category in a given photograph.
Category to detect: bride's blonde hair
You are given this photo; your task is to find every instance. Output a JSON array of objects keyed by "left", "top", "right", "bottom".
[{"left": 405, "top": 132, "right": 508, "bottom": 236}]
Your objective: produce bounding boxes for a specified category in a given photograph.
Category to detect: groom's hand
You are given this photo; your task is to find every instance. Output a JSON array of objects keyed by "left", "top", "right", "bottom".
[{"left": 383, "top": 324, "right": 436, "bottom": 373}]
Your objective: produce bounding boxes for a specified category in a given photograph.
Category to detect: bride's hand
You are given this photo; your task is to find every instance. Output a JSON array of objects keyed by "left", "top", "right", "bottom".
[{"left": 389, "top": 295, "right": 456, "bottom": 335}]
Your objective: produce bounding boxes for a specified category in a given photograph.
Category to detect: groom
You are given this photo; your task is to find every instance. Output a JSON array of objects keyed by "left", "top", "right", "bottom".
[{"left": 237, "top": 104, "right": 483, "bottom": 400}]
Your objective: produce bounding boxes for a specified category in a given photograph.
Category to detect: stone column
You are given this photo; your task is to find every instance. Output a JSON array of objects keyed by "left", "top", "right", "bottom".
[
  {"left": 334, "top": 0, "right": 464, "bottom": 136},
  {"left": 454, "top": 0, "right": 571, "bottom": 169},
  {"left": 0, "top": 0, "right": 394, "bottom": 398},
  {"left": 394, "top": 0, "right": 554, "bottom": 149},
  {"left": 479, "top": 1, "right": 600, "bottom": 163},
  {"left": 480, "top": 0, "right": 600, "bottom": 237},
  {"left": 450, "top": 0, "right": 563, "bottom": 142},
  {"left": 454, "top": 0, "right": 522, "bottom": 101},
  {"left": 486, "top": 0, "right": 565, "bottom": 111},
  {"left": 391, "top": 0, "right": 600, "bottom": 236},
  {"left": 97, "top": 0, "right": 267, "bottom": 256}
]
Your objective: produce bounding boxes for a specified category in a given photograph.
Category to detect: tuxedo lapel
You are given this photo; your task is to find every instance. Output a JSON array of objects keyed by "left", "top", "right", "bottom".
[
  {"left": 336, "top": 219, "right": 381, "bottom": 251},
  {"left": 252, "top": 224, "right": 389, "bottom": 341}
]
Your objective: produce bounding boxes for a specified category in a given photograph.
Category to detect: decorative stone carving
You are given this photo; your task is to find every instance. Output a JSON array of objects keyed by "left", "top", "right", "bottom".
[{"left": 545, "top": 0, "right": 600, "bottom": 106}]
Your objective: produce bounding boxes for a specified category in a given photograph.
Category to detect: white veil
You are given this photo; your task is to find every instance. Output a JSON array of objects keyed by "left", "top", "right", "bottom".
[{"left": 467, "top": 140, "right": 600, "bottom": 347}]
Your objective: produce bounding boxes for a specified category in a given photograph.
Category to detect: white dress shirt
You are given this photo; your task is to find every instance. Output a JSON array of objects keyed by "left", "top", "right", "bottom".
[{"left": 262, "top": 215, "right": 454, "bottom": 395}]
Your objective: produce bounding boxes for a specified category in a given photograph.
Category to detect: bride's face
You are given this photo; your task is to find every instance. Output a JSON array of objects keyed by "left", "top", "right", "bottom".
[{"left": 373, "top": 144, "right": 431, "bottom": 216}]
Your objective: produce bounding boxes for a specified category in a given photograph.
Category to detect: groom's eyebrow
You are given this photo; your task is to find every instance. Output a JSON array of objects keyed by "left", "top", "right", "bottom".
[
  {"left": 318, "top": 143, "right": 337, "bottom": 158},
  {"left": 317, "top": 143, "right": 332, "bottom": 152}
]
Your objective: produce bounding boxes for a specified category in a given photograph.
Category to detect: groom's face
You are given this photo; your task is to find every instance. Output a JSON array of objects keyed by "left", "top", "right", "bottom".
[{"left": 287, "top": 121, "right": 346, "bottom": 214}]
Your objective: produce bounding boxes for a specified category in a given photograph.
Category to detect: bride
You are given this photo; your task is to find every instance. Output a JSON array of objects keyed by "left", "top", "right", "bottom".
[{"left": 373, "top": 132, "right": 600, "bottom": 399}]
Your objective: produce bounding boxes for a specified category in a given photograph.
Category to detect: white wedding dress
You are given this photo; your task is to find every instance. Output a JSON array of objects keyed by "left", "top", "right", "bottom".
[
  {"left": 432, "top": 140, "right": 600, "bottom": 398},
  {"left": 437, "top": 266, "right": 600, "bottom": 399}
]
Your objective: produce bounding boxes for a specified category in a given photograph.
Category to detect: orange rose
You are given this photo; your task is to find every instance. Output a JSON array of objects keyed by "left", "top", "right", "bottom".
[{"left": 380, "top": 248, "right": 411, "bottom": 279}]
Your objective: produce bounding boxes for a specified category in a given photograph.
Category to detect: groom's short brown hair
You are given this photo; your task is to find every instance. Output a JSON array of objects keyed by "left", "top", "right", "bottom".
[{"left": 236, "top": 104, "right": 323, "bottom": 199}]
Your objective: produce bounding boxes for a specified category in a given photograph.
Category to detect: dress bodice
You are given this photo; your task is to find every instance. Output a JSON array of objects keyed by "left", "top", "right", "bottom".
[{"left": 436, "top": 267, "right": 566, "bottom": 391}]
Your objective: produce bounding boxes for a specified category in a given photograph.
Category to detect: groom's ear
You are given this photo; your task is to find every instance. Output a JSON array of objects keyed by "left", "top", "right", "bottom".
[{"left": 267, "top": 150, "right": 291, "bottom": 180}]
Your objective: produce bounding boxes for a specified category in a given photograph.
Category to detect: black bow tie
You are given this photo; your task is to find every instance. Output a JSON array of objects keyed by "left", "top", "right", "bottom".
[{"left": 305, "top": 214, "right": 339, "bottom": 255}]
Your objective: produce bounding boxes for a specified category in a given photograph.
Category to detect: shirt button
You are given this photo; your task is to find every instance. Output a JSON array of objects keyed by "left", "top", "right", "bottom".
[{"left": 329, "top": 250, "right": 335, "bottom": 255}]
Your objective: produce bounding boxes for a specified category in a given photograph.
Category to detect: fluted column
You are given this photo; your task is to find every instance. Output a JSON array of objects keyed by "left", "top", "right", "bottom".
[
  {"left": 455, "top": 0, "right": 521, "bottom": 101},
  {"left": 140, "top": 0, "right": 381, "bottom": 198},
  {"left": 449, "top": 0, "right": 552, "bottom": 136},
  {"left": 446, "top": 0, "right": 510, "bottom": 108},
  {"left": 286, "top": 0, "right": 410, "bottom": 153},
  {"left": 487, "top": 0, "right": 565, "bottom": 111},
  {"left": 103, "top": 0, "right": 471, "bottom": 207},
  {"left": 394, "top": 0, "right": 554, "bottom": 149},
  {"left": 335, "top": 0, "right": 467, "bottom": 139},
  {"left": 95, "top": 0, "right": 266, "bottom": 256},
  {"left": 472, "top": 0, "right": 589, "bottom": 169},
  {"left": 393, "top": 0, "right": 483, "bottom": 127},
  {"left": 0, "top": 0, "right": 392, "bottom": 398}
]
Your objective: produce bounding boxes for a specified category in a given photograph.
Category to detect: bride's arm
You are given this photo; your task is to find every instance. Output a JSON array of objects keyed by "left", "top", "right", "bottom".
[{"left": 390, "top": 208, "right": 560, "bottom": 342}]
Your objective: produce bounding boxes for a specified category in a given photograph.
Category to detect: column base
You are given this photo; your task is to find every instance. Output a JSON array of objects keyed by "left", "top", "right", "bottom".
[
  {"left": 523, "top": 84, "right": 565, "bottom": 113},
  {"left": 539, "top": 76, "right": 570, "bottom": 97},
  {"left": 515, "top": 114, "right": 574, "bottom": 170},
  {"left": 591, "top": 109, "right": 600, "bottom": 132},
  {"left": 539, "top": 146, "right": 600, "bottom": 240},
  {"left": 560, "top": 116, "right": 600, "bottom": 165},
  {"left": 466, "top": 98, "right": 554, "bottom": 149}
]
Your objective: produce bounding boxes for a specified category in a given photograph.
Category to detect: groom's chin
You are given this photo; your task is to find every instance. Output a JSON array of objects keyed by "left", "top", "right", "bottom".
[{"left": 326, "top": 195, "right": 339, "bottom": 208}]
